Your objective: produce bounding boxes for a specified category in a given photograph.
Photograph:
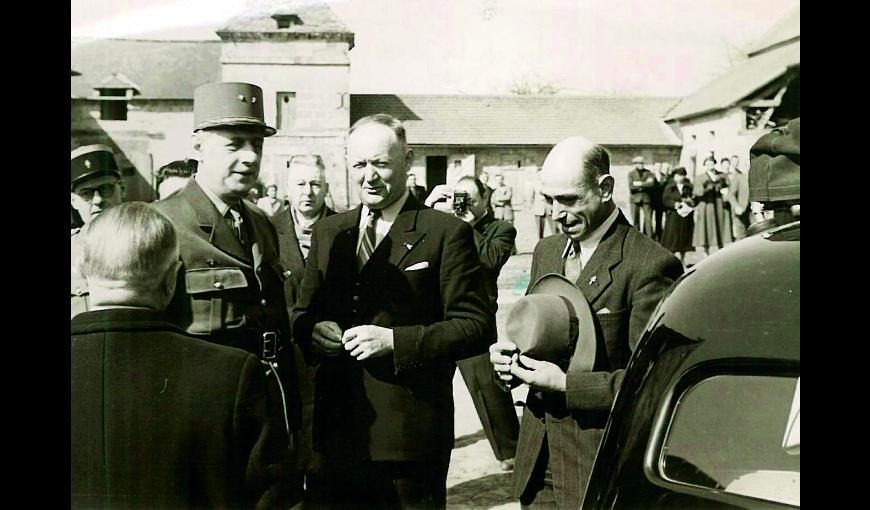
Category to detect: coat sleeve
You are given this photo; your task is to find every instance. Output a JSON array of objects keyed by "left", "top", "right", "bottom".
[
  {"left": 234, "top": 354, "right": 298, "bottom": 510},
  {"left": 564, "top": 249, "right": 683, "bottom": 413},
  {"left": 392, "top": 221, "right": 495, "bottom": 371},
  {"left": 473, "top": 221, "right": 517, "bottom": 271},
  {"left": 661, "top": 184, "right": 679, "bottom": 209},
  {"left": 290, "top": 225, "right": 326, "bottom": 365}
]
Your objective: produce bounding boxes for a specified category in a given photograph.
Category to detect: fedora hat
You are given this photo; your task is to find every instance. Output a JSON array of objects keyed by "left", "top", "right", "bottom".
[
  {"left": 193, "top": 82, "right": 276, "bottom": 137},
  {"left": 70, "top": 144, "right": 121, "bottom": 190},
  {"left": 505, "top": 273, "right": 596, "bottom": 372}
]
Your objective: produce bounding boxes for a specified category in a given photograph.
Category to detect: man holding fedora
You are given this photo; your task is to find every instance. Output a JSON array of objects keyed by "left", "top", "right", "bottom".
[
  {"left": 490, "top": 137, "right": 683, "bottom": 508},
  {"left": 71, "top": 144, "right": 124, "bottom": 318},
  {"left": 153, "top": 82, "right": 303, "bottom": 504}
]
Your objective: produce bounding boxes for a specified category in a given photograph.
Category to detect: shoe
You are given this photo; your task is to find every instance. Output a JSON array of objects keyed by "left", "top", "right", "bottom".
[{"left": 499, "top": 458, "right": 515, "bottom": 471}]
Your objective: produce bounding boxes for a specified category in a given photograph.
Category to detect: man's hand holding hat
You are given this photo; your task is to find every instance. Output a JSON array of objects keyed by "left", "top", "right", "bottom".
[
  {"left": 511, "top": 355, "right": 567, "bottom": 393},
  {"left": 490, "top": 341, "right": 520, "bottom": 389}
]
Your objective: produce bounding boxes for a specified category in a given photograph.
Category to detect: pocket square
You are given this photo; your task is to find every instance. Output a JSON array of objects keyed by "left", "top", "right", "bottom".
[
  {"left": 597, "top": 307, "right": 611, "bottom": 314},
  {"left": 405, "top": 261, "right": 430, "bottom": 271}
]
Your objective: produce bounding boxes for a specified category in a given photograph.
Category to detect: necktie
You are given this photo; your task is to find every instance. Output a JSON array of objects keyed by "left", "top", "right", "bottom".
[
  {"left": 357, "top": 209, "right": 381, "bottom": 268},
  {"left": 564, "top": 241, "right": 583, "bottom": 284},
  {"left": 227, "top": 204, "right": 247, "bottom": 247}
]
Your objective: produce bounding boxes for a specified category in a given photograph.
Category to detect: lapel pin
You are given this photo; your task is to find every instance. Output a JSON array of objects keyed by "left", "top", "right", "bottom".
[
  {"left": 589, "top": 276, "right": 598, "bottom": 285},
  {"left": 404, "top": 242, "right": 414, "bottom": 250}
]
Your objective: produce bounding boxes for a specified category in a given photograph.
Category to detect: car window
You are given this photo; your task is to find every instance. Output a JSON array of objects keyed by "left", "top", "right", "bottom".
[{"left": 660, "top": 374, "right": 800, "bottom": 507}]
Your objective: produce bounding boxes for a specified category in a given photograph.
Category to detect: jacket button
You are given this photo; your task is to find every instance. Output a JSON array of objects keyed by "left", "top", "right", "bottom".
[
  {"left": 353, "top": 296, "right": 359, "bottom": 302},
  {"left": 214, "top": 282, "right": 224, "bottom": 289},
  {"left": 207, "top": 259, "right": 216, "bottom": 267},
  {"left": 261, "top": 299, "right": 267, "bottom": 306},
  {"left": 256, "top": 267, "right": 262, "bottom": 274},
  {"left": 283, "top": 270, "right": 292, "bottom": 278}
]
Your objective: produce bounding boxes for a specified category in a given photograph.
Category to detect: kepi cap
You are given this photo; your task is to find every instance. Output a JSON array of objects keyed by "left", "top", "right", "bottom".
[
  {"left": 71, "top": 144, "right": 121, "bottom": 190},
  {"left": 504, "top": 273, "right": 597, "bottom": 372},
  {"left": 193, "top": 82, "right": 276, "bottom": 136},
  {"left": 748, "top": 118, "right": 800, "bottom": 203}
]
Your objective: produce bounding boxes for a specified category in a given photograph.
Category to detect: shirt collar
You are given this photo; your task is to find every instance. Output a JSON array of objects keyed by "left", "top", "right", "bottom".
[
  {"left": 292, "top": 204, "right": 325, "bottom": 228},
  {"left": 562, "top": 206, "right": 620, "bottom": 259},
  {"left": 195, "top": 173, "right": 234, "bottom": 216},
  {"left": 360, "top": 188, "right": 409, "bottom": 224}
]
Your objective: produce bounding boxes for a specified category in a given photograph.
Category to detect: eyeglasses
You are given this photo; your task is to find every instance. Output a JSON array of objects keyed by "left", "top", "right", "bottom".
[{"left": 74, "top": 183, "right": 118, "bottom": 200}]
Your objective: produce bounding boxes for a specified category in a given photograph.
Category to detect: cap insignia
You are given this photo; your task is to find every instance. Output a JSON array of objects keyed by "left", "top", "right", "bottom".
[
  {"left": 84, "top": 159, "right": 91, "bottom": 169},
  {"left": 238, "top": 94, "right": 246, "bottom": 102}
]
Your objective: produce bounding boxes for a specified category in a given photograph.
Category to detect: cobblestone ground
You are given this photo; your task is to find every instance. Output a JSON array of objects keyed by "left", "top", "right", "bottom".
[{"left": 445, "top": 208, "right": 703, "bottom": 508}]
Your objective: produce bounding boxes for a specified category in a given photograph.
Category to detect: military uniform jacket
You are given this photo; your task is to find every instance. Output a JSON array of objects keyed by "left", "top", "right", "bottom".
[
  {"left": 153, "top": 179, "right": 300, "bottom": 428},
  {"left": 512, "top": 212, "right": 683, "bottom": 508},
  {"left": 71, "top": 308, "right": 294, "bottom": 509},
  {"left": 71, "top": 228, "right": 90, "bottom": 318},
  {"left": 292, "top": 195, "right": 494, "bottom": 466}
]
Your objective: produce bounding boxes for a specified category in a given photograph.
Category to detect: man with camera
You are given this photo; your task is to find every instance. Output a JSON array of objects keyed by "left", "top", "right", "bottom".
[{"left": 425, "top": 177, "right": 521, "bottom": 470}]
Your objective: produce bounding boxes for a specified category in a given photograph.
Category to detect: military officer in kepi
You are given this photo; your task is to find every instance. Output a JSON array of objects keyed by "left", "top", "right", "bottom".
[
  {"left": 70, "top": 144, "right": 124, "bottom": 318},
  {"left": 153, "top": 82, "right": 304, "bottom": 505}
]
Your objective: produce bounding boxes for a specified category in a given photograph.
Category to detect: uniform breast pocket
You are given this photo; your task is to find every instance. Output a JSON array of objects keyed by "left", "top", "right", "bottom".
[{"left": 184, "top": 267, "right": 250, "bottom": 334}]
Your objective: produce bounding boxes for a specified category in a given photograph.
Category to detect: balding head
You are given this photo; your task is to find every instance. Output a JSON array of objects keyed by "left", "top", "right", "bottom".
[{"left": 539, "top": 137, "right": 615, "bottom": 241}]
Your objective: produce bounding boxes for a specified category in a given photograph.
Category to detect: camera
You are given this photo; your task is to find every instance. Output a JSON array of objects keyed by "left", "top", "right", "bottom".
[{"left": 452, "top": 191, "right": 469, "bottom": 215}]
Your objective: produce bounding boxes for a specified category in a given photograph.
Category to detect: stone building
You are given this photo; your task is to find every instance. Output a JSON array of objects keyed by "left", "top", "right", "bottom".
[
  {"left": 71, "top": 0, "right": 681, "bottom": 212},
  {"left": 665, "top": 6, "right": 800, "bottom": 176},
  {"left": 351, "top": 94, "right": 680, "bottom": 211}
]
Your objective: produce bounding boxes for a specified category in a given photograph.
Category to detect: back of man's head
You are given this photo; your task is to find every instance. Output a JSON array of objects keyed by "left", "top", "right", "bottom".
[{"left": 79, "top": 202, "right": 180, "bottom": 310}]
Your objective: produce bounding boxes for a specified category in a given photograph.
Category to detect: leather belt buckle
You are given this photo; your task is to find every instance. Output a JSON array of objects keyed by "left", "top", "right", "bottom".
[{"left": 262, "top": 332, "right": 278, "bottom": 360}]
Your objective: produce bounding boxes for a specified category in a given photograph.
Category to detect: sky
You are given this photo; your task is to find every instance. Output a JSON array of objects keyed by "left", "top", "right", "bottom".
[{"left": 70, "top": 0, "right": 799, "bottom": 97}]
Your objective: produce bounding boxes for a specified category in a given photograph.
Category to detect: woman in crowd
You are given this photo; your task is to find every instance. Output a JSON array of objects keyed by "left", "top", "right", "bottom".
[
  {"left": 692, "top": 156, "right": 732, "bottom": 255},
  {"left": 660, "top": 167, "right": 695, "bottom": 264}
]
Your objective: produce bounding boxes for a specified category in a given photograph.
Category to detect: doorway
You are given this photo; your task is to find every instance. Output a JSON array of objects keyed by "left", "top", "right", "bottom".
[{"left": 426, "top": 155, "right": 447, "bottom": 189}]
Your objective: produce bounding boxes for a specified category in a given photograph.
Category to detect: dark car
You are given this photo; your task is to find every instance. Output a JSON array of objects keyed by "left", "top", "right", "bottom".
[{"left": 582, "top": 221, "right": 800, "bottom": 509}]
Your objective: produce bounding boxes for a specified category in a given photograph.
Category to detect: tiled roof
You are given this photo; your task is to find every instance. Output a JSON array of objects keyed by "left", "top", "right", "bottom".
[
  {"left": 71, "top": 38, "right": 220, "bottom": 99},
  {"left": 218, "top": 0, "right": 353, "bottom": 44},
  {"left": 748, "top": 6, "right": 800, "bottom": 57},
  {"left": 97, "top": 72, "right": 140, "bottom": 92},
  {"left": 664, "top": 40, "right": 799, "bottom": 121},
  {"left": 350, "top": 95, "right": 681, "bottom": 147}
]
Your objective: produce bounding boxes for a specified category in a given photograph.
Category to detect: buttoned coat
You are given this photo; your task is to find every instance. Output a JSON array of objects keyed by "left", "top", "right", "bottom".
[
  {"left": 512, "top": 211, "right": 683, "bottom": 508},
  {"left": 153, "top": 179, "right": 301, "bottom": 429},
  {"left": 292, "top": 194, "right": 494, "bottom": 468},
  {"left": 70, "top": 229, "right": 90, "bottom": 318},
  {"left": 71, "top": 308, "right": 294, "bottom": 509},
  {"left": 270, "top": 204, "right": 335, "bottom": 319}
]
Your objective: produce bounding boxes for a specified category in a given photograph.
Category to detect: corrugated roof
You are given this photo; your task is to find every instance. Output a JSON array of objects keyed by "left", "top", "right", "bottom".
[
  {"left": 748, "top": 6, "right": 800, "bottom": 57},
  {"left": 665, "top": 40, "right": 799, "bottom": 121},
  {"left": 71, "top": 38, "right": 220, "bottom": 99},
  {"left": 350, "top": 95, "right": 681, "bottom": 146}
]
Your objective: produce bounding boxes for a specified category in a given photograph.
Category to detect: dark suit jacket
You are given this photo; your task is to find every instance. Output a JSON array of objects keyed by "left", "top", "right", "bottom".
[
  {"left": 71, "top": 308, "right": 293, "bottom": 510},
  {"left": 513, "top": 212, "right": 683, "bottom": 507},
  {"left": 472, "top": 212, "right": 517, "bottom": 315},
  {"left": 628, "top": 168, "right": 655, "bottom": 204},
  {"left": 292, "top": 194, "right": 494, "bottom": 466},
  {"left": 270, "top": 205, "right": 336, "bottom": 316},
  {"left": 153, "top": 179, "right": 301, "bottom": 429}
]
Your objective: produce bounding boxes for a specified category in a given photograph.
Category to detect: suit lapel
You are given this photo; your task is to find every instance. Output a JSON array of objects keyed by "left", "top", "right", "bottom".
[
  {"left": 577, "top": 212, "right": 629, "bottom": 305},
  {"left": 355, "top": 196, "right": 427, "bottom": 318},
  {"left": 183, "top": 180, "right": 251, "bottom": 262}
]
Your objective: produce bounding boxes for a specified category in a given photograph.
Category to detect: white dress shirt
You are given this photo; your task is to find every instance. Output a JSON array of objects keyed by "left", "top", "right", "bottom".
[
  {"left": 357, "top": 189, "right": 410, "bottom": 253},
  {"left": 561, "top": 206, "right": 620, "bottom": 268}
]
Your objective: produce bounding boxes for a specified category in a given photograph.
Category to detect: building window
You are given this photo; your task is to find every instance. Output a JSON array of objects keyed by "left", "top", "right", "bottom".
[{"left": 277, "top": 92, "right": 297, "bottom": 131}]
